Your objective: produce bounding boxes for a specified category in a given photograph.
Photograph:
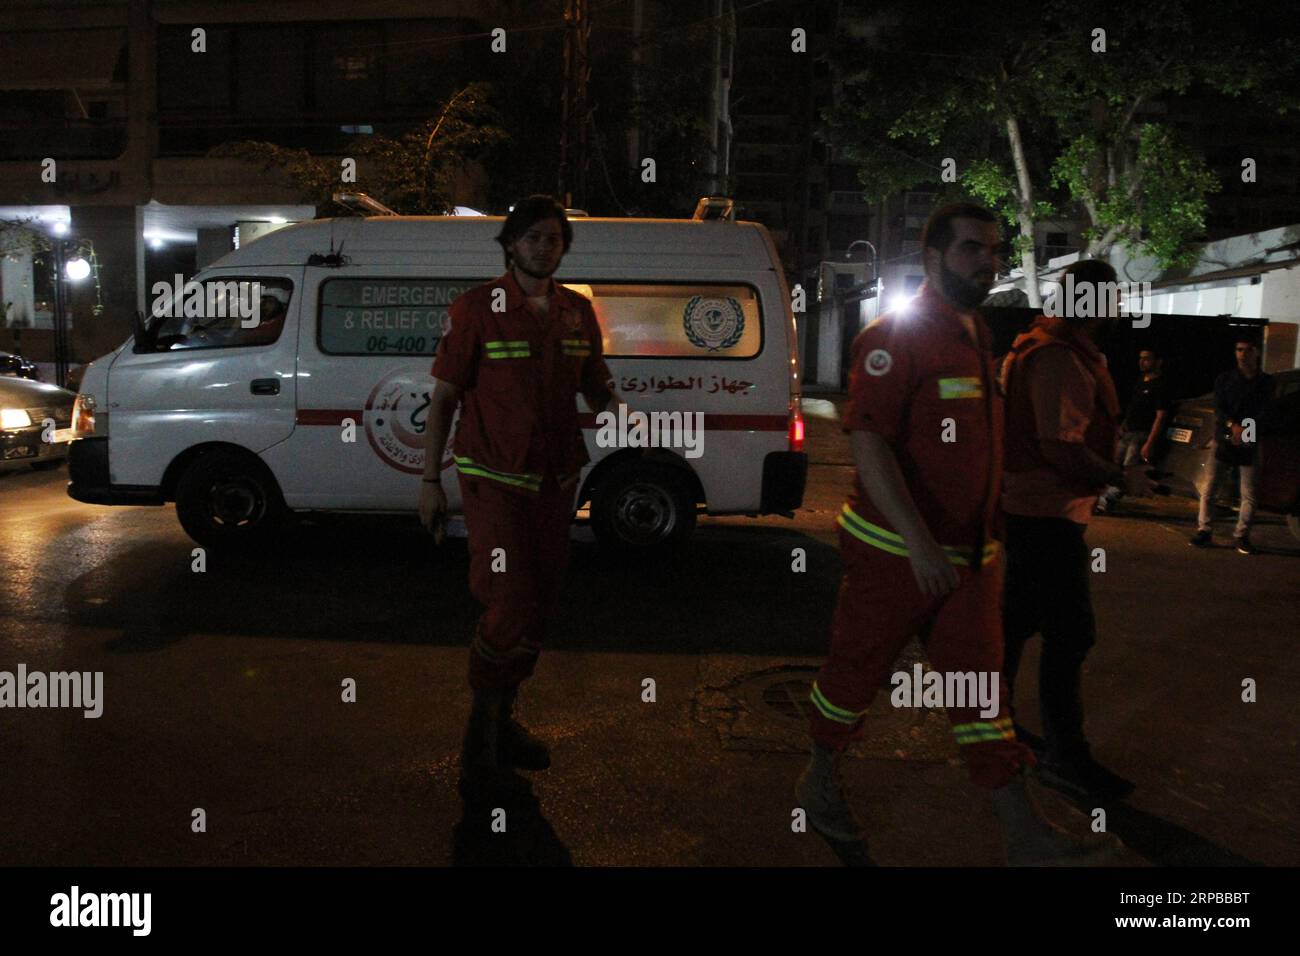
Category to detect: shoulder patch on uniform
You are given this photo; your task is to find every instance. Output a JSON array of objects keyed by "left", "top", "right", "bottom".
[{"left": 864, "top": 348, "right": 893, "bottom": 376}]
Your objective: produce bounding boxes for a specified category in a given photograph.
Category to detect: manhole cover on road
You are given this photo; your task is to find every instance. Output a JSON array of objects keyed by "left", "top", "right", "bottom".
[
  {"left": 694, "top": 645, "right": 958, "bottom": 761},
  {"left": 760, "top": 679, "right": 819, "bottom": 722}
]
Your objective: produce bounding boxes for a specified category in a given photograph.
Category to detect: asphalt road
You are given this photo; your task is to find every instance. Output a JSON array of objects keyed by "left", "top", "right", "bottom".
[{"left": 1, "top": 402, "right": 1297, "bottom": 866}]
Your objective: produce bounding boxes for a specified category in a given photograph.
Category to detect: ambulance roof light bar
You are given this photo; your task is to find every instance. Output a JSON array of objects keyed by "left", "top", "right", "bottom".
[
  {"left": 332, "top": 191, "right": 399, "bottom": 217},
  {"left": 692, "top": 196, "right": 735, "bottom": 221}
]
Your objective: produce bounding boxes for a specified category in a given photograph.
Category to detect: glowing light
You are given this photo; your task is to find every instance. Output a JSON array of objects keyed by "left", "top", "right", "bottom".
[
  {"left": 64, "top": 258, "right": 91, "bottom": 282},
  {"left": 1, "top": 408, "right": 34, "bottom": 429}
]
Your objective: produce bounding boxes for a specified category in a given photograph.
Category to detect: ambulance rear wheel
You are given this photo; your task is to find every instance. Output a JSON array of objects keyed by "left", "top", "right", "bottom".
[
  {"left": 175, "top": 448, "right": 287, "bottom": 551},
  {"left": 591, "top": 460, "right": 696, "bottom": 553}
]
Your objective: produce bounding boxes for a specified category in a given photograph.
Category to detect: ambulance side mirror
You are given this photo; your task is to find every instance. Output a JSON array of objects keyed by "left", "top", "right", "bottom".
[{"left": 132, "top": 309, "right": 161, "bottom": 353}]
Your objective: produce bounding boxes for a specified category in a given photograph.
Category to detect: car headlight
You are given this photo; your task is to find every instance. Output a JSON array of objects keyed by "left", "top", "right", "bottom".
[{"left": 1, "top": 408, "right": 34, "bottom": 430}]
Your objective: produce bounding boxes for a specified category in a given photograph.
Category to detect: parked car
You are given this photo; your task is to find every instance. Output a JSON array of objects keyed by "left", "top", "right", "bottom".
[
  {"left": 1155, "top": 368, "right": 1300, "bottom": 541},
  {"left": 0, "top": 351, "right": 41, "bottom": 380},
  {"left": 0, "top": 376, "right": 76, "bottom": 471}
]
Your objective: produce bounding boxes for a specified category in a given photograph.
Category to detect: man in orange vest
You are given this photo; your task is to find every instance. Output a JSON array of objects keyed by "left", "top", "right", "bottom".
[
  {"left": 799, "top": 204, "right": 1116, "bottom": 865},
  {"left": 419, "top": 196, "right": 620, "bottom": 792},
  {"left": 1000, "top": 258, "right": 1154, "bottom": 803}
]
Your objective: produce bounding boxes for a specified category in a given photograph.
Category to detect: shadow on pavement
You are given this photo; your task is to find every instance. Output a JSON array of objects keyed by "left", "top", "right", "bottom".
[
  {"left": 1046, "top": 787, "right": 1262, "bottom": 867},
  {"left": 817, "top": 833, "right": 878, "bottom": 866},
  {"left": 61, "top": 517, "right": 841, "bottom": 657},
  {"left": 452, "top": 778, "right": 573, "bottom": 866}
]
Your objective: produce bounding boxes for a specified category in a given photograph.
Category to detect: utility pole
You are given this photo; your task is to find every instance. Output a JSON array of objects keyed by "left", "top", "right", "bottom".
[
  {"left": 705, "top": 0, "right": 734, "bottom": 196},
  {"left": 627, "top": 0, "right": 642, "bottom": 179},
  {"left": 50, "top": 240, "right": 72, "bottom": 389},
  {"left": 558, "top": 0, "right": 591, "bottom": 209}
]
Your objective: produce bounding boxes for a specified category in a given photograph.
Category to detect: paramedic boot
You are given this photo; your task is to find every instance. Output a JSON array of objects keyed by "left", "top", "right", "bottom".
[
  {"left": 459, "top": 689, "right": 530, "bottom": 795},
  {"left": 1037, "top": 745, "right": 1136, "bottom": 803},
  {"left": 795, "top": 743, "right": 864, "bottom": 843},
  {"left": 989, "top": 770, "right": 1122, "bottom": 866},
  {"left": 498, "top": 685, "right": 552, "bottom": 771}
]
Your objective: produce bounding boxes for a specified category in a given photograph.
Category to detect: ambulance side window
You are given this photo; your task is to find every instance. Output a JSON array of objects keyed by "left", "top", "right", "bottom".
[
  {"left": 318, "top": 278, "right": 486, "bottom": 356},
  {"left": 149, "top": 278, "right": 294, "bottom": 351},
  {"left": 562, "top": 283, "right": 762, "bottom": 359}
]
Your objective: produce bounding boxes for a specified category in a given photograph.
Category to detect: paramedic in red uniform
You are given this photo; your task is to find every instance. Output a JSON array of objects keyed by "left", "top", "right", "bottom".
[
  {"left": 797, "top": 203, "right": 1116, "bottom": 865},
  {"left": 1000, "top": 258, "right": 1152, "bottom": 802},
  {"left": 419, "top": 196, "right": 619, "bottom": 790}
]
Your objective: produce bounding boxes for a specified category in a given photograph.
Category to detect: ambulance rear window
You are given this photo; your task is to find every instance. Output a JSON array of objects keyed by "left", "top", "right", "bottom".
[
  {"left": 318, "top": 278, "right": 483, "bottom": 356},
  {"left": 563, "top": 283, "right": 762, "bottom": 359}
]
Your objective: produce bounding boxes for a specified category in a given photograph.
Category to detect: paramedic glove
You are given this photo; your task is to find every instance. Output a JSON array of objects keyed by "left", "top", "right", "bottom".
[
  {"left": 419, "top": 481, "right": 448, "bottom": 545},
  {"left": 908, "top": 534, "right": 961, "bottom": 599},
  {"left": 1122, "top": 462, "right": 1157, "bottom": 498}
]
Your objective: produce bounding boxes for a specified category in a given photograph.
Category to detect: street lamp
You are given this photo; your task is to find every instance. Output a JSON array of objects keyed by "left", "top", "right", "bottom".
[
  {"left": 64, "top": 257, "right": 91, "bottom": 282},
  {"left": 49, "top": 238, "right": 95, "bottom": 389},
  {"left": 845, "top": 239, "right": 882, "bottom": 323},
  {"left": 845, "top": 239, "right": 877, "bottom": 274}
]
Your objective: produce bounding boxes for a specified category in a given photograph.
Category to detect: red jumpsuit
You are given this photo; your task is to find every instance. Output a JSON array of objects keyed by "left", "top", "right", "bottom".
[
  {"left": 432, "top": 271, "right": 614, "bottom": 691},
  {"left": 809, "top": 284, "right": 1034, "bottom": 789}
]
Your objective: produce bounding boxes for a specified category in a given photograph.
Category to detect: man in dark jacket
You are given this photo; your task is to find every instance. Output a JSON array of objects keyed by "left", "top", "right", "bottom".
[{"left": 1190, "top": 334, "right": 1275, "bottom": 554}]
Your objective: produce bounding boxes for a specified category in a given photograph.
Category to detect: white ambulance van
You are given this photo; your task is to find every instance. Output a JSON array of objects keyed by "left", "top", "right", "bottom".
[{"left": 67, "top": 213, "right": 808, "bottom": 551}]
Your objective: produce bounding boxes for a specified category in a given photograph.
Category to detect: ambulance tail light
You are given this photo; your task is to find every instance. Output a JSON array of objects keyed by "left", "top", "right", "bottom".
[{"left": 788, "top": 401, "right": 805, "bottom": 453}]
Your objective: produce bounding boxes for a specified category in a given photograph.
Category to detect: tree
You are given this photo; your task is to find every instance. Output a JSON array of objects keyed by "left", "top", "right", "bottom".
[
  {"left": 210, "top": 83, "right": 509, "bottom": 215},
  {"left": 822, "top": 1, "right": 1065, "bottom": 305},
  {"left": 822, "top": 0, "right": 1298, "bottom": 299},
  {"left": 1041, "top": 0, "right": 1294, "bottom": 268}
]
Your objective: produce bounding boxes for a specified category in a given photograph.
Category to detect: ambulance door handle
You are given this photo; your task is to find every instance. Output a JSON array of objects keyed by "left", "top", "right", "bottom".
[{"left": 250, "top": 378, "right": 280, "bottom": 396}]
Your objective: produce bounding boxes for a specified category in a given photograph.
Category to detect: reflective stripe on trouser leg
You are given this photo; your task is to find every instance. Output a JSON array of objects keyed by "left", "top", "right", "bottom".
[
  {"left": 809, "top": 527, "right": 929, "bottom": 750},
  {"left": 922, "top": 551, "right": 1036, "bottom": 789},
  {"left": 461, "top": 473, "right": 574, "bottom": 691}
]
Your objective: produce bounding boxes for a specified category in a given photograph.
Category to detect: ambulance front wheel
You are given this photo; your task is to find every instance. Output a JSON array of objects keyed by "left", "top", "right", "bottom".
[
  {"left": 590, "top": 460, "right": 696, "bottom": 552},
  {"left": 175, "top": 448, "right": 288, "bottom": 550}
]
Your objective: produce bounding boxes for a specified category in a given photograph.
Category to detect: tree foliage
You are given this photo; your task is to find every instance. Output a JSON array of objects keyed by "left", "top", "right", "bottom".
[
  {"left": 210, "top": 83, "right": 509, "bottom": 215},
  {"left": 823, "top": 0, "right": 1297, "bottom": 273}
]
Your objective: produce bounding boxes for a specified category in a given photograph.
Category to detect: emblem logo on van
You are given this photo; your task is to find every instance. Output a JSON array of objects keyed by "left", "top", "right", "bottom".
[
  {"left": 364, "top": 369, "right": 434, "bottom": 474},
  {"left": 683, "top": 296, "right": 745, "bottom": 351}
]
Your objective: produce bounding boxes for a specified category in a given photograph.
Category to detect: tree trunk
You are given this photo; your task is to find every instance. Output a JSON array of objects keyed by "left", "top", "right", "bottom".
[{"left": 1005, "top": 115, "right": 1042, "bottom": 308}]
